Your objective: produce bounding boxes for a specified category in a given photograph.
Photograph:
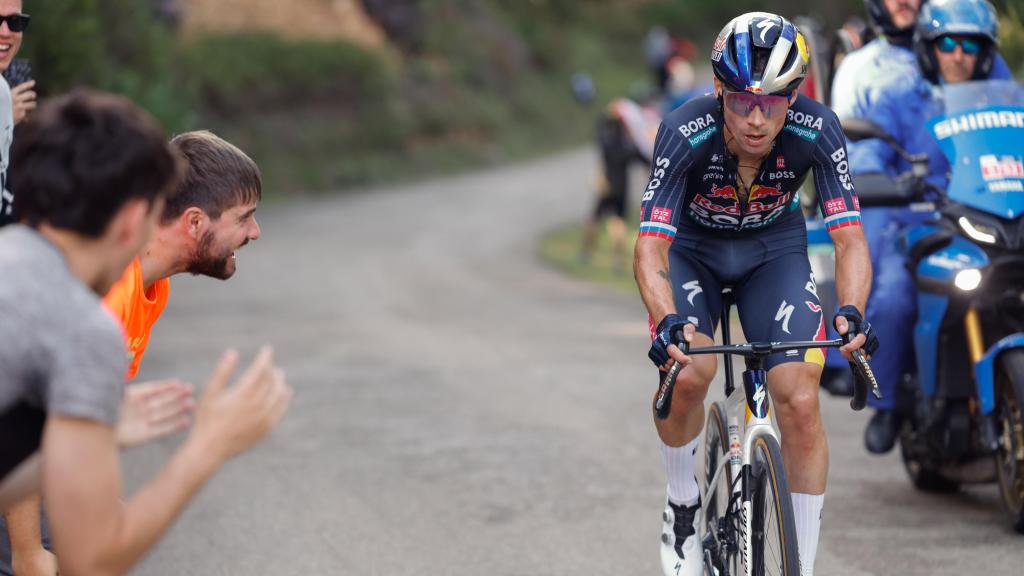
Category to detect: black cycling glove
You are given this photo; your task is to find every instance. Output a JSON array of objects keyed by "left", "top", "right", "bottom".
[
  {"left": 649, "top": 314, "right": 689, "bottom": 368},
  {"left": 833, "top": 305, "right": 880, "bottom": 356}
]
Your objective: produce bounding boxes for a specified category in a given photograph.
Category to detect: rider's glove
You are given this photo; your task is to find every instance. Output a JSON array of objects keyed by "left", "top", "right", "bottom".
[
  {"left": 833, "top": 305, "right": 880, "bottom": 356},
  {"left": 649, "top": 313, "right": 689, "bottom": 368}
]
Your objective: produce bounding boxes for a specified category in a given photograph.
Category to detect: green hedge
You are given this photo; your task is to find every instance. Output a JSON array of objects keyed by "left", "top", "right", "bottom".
[{"left": 181, "top": 33, "right": 397, "bottom": 114}]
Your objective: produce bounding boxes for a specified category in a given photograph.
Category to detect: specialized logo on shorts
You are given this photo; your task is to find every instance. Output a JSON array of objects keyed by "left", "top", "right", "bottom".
[
  {"left": 806, "top": 301, "right": 821, "bottom": 313},
  {"left": 824, "top": 198, "right": 847, "bottom": 216},
  {"left": 682, "top": 280, "right": 703, "bottom": 306},
  {"left": 652, "top": 207, "right": 673, "bottom": 223},
  {"left": 775, "top": 300, "right": 795, "bottom": 334}
]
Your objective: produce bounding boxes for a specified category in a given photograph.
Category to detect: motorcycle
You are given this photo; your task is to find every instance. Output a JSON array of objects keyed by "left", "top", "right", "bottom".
[{"left": 843, "top": 79, "right": 1024, "bottom": 532}]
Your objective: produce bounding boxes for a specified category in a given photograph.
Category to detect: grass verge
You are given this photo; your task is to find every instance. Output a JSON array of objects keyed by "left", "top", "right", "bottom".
[{"left": 539, "top": 219, "right": 639, "bottom": 294}]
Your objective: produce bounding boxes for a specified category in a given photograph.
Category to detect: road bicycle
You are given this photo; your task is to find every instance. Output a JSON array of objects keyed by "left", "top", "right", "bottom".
[{"left": 655, "top": 290, "right": 878, "bottom": 575}]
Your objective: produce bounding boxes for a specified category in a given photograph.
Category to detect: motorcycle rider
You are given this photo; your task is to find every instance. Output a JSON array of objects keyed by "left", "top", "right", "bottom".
[{"left": 830, "top": 0, "right": 1012, "bottom": 453}]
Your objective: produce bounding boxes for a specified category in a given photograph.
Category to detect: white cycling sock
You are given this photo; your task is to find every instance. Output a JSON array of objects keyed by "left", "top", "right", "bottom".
[
  {"left": 660, "top": 437, "right": 700, "bottom": 506},
  {"left": 791, "top": 492, "right": 824, "bottom": 576}
]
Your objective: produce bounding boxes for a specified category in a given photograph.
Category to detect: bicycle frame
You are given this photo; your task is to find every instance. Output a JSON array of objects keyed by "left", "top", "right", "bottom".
[
  {"left": 702, "top": 293, "right": 779, "bottom": 576},
  {"left": 654, "top": 291, "right": 877, "bottom": 575}
]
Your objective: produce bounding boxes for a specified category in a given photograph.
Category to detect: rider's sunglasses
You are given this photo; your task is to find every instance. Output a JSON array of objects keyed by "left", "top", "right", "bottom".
[
  {"left": 936, "top": 35, "right": 981, "bottom": 55},
  {"left": 722, "top": 89, "right": 792, "bottom": 119},
  {"left": 0, "top": 13, "right": 30, "bottom": 33}
]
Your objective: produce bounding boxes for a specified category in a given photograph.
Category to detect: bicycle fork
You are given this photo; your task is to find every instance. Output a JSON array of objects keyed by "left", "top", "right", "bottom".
[
  {"left": 709, "top": 366, "right": 775, "bottom": 576},
  {"left": 737, "top": 362, "right": 774, "bottom": 573}
]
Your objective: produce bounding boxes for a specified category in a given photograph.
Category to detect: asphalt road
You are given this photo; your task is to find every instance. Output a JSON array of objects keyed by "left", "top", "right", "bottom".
[{"left": 125, "top": 149, "right": 1024, "bottom": 575}]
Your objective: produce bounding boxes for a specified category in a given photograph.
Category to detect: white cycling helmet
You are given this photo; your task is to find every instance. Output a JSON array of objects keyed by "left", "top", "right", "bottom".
[{"left": 711, "top": 12, "right": 810, "bottom": 95}]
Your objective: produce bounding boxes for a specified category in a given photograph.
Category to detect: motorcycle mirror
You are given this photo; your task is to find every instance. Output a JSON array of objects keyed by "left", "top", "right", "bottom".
[
  {"left": 841, "top": 117, "right": 920, "bottom": 166},
  {"left": 841, "top": 118, "right": 896, "bottom": 144},
  {"left": 852, "top": 172, "right": 917, "bottom": 207}
]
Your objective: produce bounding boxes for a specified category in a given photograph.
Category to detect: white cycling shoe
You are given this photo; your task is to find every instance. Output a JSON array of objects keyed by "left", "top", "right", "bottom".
[{"left": 660, "top": 495, "right": 703, "bottom": 576}]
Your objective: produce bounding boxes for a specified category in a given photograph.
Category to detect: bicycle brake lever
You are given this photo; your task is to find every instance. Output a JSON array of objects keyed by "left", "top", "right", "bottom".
[
  {"left": 853, "top": 349, "right": 882, "bottom": 400},
  {"left": 655, "top": 361, "right": 684, "bottom": 420}
]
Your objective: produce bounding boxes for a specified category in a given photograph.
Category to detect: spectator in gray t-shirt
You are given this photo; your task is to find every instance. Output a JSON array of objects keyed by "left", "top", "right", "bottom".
[
  {"left": 0, "top": 89, "right": 292, "bottom": 575},
  {"left": 0, "top": 226, "right": 127, "bottom": 463}
]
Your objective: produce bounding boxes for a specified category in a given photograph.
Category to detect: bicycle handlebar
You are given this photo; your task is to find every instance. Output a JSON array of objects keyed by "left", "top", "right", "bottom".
[{"left": 653, "top": 336, "right": 880, "bottom": 420}]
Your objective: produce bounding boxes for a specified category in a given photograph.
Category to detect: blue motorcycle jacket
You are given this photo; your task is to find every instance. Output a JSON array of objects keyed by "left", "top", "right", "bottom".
[{"left": 833, "top": 37, "right": 1012, "bottom": 185}]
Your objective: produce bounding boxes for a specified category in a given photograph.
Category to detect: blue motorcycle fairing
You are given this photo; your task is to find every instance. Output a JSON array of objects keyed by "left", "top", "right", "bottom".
[
  {"left": 915, "top": 234, "right": 990, "bottom": 283},
  {"left": 928, "top": 104, "right": 1024, "bottom": 220},
  {"left": 901, "top": 224, "right": 942, "bottom": 256},
  {"left": 915, "top": 292, "right": 949, "bottom": 398},
  {"left": 974, "top": 333, "right": 1024, "bottom": 415}
]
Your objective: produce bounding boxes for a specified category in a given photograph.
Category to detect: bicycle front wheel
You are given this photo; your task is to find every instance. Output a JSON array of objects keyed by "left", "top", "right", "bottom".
[
  {"left": 750, "top": 435, "right": 800, "bottom": 576},
  {"left": 703, "top": 402, "right": 739, "bottom": 574}
]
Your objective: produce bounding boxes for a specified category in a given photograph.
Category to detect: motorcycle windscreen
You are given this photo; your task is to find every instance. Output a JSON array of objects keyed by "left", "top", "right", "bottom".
[{"left": 927, "top": 80, "right": 1024, "bottom": 220}]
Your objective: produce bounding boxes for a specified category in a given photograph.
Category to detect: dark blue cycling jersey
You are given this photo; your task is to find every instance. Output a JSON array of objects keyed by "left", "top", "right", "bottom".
[{"left": 639, "top": 94, "right": 862, "bottom": 240}]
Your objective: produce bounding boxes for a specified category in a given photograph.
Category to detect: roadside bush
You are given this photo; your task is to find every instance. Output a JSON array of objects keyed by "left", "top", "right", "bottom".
[
  {"left": 181, "top": 33, "right": 397, "bottom": 114},
  {"left": 1000, "top": 4, "right": 1024, "bottom": 76},
  {"left": 19, "top": 0, "right": 193, "bottom": 132}
]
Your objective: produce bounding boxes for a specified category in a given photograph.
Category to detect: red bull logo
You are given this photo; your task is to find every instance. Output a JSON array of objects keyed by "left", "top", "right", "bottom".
[
  {"left": 747, "top": 185, "right": 790, "bottom": 214},
  {"left": 708, "top": 184, "right": 736, "bottom": 199}
]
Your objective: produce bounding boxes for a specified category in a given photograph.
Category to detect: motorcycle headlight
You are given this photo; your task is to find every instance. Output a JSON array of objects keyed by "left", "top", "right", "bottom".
[
  {"left": 958, "top": 216, "right": 998, "bottom": 245},
  {"left": 954, "top": 268, "right": 983, "bottom": 291}
]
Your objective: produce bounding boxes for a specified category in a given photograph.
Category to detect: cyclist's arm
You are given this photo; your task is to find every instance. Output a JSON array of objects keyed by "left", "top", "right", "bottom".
[
  {"left": 831, "top": 226, "right": 870, "bottom": 312},
  {"left": 813, "top": 113, "right": 871, "bottom": 312},
  {"left": 634, "top": 124, "right": 692, "bottom": 325},
  {"left": 635, "top": 235, "right": 677, "bottom": 323}
]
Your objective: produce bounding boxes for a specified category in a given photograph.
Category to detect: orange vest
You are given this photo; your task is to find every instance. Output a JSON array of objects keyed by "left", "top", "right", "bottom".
[{"left": 103, "top": 258, "right": 170, "bottom": 380}]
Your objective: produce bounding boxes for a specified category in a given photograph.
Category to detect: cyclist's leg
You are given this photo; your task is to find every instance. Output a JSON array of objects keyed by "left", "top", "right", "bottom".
[
  {"left": 734, "top": 247, "right": 826, "bottom": 576},
  {"left": 654, "top": 244, "right": 722, "bottom": 449},
  {"left": 655, "top": 244, "right": 721, "bottom": 576}
]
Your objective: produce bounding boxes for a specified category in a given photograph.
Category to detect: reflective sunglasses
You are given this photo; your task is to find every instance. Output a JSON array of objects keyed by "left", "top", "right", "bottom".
[
  {"left": 0, "top": 13, "right": 30, "bottom": 33},
  {"left": 722, "top": 90, "right": 791, "bottom": 119},
  {"left": 936, "top": 35, "right": 981, "bottom": 55}
]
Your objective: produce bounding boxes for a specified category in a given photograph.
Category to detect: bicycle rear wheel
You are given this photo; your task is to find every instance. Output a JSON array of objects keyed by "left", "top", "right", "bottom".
[{"left": 750, "top": 435, "right": 800, "bottom": 576}]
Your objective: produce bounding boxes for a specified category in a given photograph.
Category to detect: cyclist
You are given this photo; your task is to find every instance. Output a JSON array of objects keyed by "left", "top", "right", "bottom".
[
  {"left": 636, "top": 13, "right": 877, "bottom": 576},
  {"left": 832, "top": 0, "right": 1012, "bottom": 454}
]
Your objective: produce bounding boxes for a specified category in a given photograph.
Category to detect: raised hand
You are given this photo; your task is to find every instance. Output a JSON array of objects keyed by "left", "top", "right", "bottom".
[
  {"left": 117, "top": 379, "right": 196, "bottom": 448},
  {"left": 188, "top": 347, "right": 292, "bottom": 464},
  {"left": 11, "top": 80, "right": 37, "bottom": 124}
]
